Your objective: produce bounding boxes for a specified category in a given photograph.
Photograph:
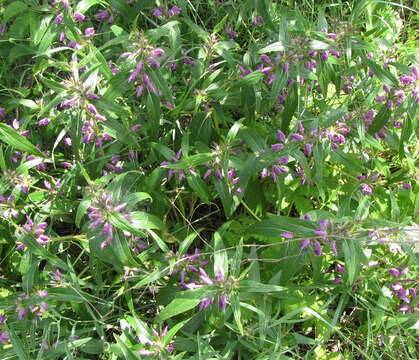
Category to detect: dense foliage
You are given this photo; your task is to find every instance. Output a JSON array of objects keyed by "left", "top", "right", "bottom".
[{"left": 0, "top": 0, "right": 418, "bottom": 359}]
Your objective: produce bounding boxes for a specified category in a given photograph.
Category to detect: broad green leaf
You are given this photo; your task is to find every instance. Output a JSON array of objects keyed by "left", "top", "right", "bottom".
[
  {"left": 158, "top": 288, "right": 217, "bottom": 321},
  {"left": 0, "top": 124, "right": 45, "bottom": 157},
  {"left": 4, "top": 1, "right": 28, "bottom": 22}
]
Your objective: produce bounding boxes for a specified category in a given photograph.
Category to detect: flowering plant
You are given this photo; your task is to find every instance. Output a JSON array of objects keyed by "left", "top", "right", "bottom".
[{"left": 0, "top": 1, "right": 417, "bottom": 359}]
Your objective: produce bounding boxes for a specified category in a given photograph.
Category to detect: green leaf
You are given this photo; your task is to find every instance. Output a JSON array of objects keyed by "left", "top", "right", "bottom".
[
  {"left": 178, "top": 230, "right": 202, "bottom": 256},
  {"left": 239, "top": 280, "right": 286, "bottom": 293},
  {"left": 115, "top": 336, "right": 140, "bottom": 360},
  {"left": 187, "top": 175, "right": 210, "bottom": 203},
  {"left": 0, "top": 124, "right": 45, "bottom": 157},
  {"left": 75, "top": 0, "right": 104, "bottom": 13},
  {"left": 158, "top": 288, "right": 217, "bottom": 321},
  {"left": 259, "top": 42, "right": 285, "bottom": 53},
  {"left": 4, "top": 1, "right": 28, "bottom": 22},
  {"left": 342, "top": 240, "right": 357, "bottom": 285},
  {"left": 4, "top": 324, "right": 30, "bottom": 360},
  {"left": 367, "top": 105, "right": 391, "bottom": 134},
  {"left": 248, "top": 215, "right": 317, "bottom": 238}
]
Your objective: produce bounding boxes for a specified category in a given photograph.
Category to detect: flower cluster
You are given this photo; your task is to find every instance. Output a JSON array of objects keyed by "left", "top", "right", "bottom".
[
  {"left": 0, "top": 315, "right": 8, "bottom": 345},
  {"left": 0, "top": 194, "right": 18, "bottom": 219},
  {"left": 388, "top": 267, "right": 417, "bottom": 314},
  {"left": 151, "top": 5, "right": 181, "bottom": 18},
  {"left": 87, "top": 193, "right": 131, "bottom": 248},
  {"left": 198, "top": 269, "right": 229, "bottom": 310},
  {"left": 300, "top": 218, "right": 339, "bottom": 256},
  {"left": 137, "top": 326, "right": 175, "bottom": 357},
  {"left": 174, "top": 248, "right": 209, "bottom": 281},
  {"left": 357, "top": 172, "right": 381, "bottom": 195},
  {"left": 16, "top": 217, "right": 49, "bottom": 249},
  {"left": 16, "top": 291, "right": 49, "bottom": 320}
]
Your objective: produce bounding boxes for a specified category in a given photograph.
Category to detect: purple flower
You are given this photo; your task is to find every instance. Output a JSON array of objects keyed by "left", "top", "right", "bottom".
[
  {"left": 291, "top": 133, "right": 304, "bottom": 141},
  {"left": 142, "top": 74, "right": 157, "bottom": 94},
  {"left": 199, "top": 268, "right": 213, "bottom": 285},
  {"left": 199, "top": 297, "right": 214, "bottom": 310},
  {"left": 314, "top": 229, "right": 327, "bottom": 236},
  {"left": 260, "top": 168, "right": 268, "bottom": 179},
  {"left": 183, "top": 57, "right": 197, "bottom": 67},
  {"left": 271, "top": 143, "right": 284, "bottom": 151},
  {"left": 38, "top": 118, "right": 51, "bottom": 126},
  {"left": 0, "top": 108, "right": 5, "bottom": 116},
  {"left": 54, "top": 13, "right": 63, "bottom": 24},
  {"left": 330, "top": 49, "right": 341, "bottom": 57},
  {"left": 313, "top": 240, "right": 323, "bottom": 256},
  {"left": 219, "top": 293, "right": 227, "bottom": 310},
  {"left": 17, "top": 308, "right": 26, "bottom": 320},
  {"left": 95, "top": 9, "right": 109, "bottom": 20},
  {"left": 38, "top": 290, "right": 48, "bottom": 297},
  {"left": 87, "top": 103, "right": 98, "bottom": 115},
  {"left": 152, "top": 48, "right": 165, "bottom": 57},
  {"left": 388, "top": 268, "right": 400, "bottom": 278},
  {"left": 168, "top": 6, "right": 181, "bottom": 17},
  {"left": 281, "top": 231, "right": 293, "bottom": 239},
  {"left": 321, "top": 50, "right": 328, "bottom": 61},
  {"left": 84, "top": 27, "right": 95, "bottom": 36},
  {"left": 225, "top": 27, "right": 238, "bottom": 39},
  {"left": 283, "top": 62, "right": 289, "bottom": 74},
  {"left": 276, "top": 130, "right": 286, "bottom": 142},
  {"left": 148, "top": 57, "right": 159, "bottom": 68},
  {"left": 400, "top": 74, "right": 414, "bottom": 85},
  {"left": 303, "top": 143, "right": 313, "bottom": 157},
  {"left": 74, "top": 13, "right": 86, "bottom": 21},
  {"left": 402, "top": 182, "right": 411, "bottom": 190},
  {"left": 68, "top": 41, "right": 82, "bottom": 50},
  {"left": 151, "top": 7, "right": 164, "bottom": 17},
  {"left": 300, "top": 239, "right": 310, "bottom": 249},
  {"left": 86, "top": 93, "right": 100, "bottom": 101},
  {"left": 359, "top": 183, "right": 373, "bottom": 195},
  {"left": 0, "top": 332, "right": 9, "bottom": 345},
  {"left": 260, "top": 54, "right": 271, "bottom": 64},
  {"left": 336, "top": 264, "right": 345, "bottom": 273}
]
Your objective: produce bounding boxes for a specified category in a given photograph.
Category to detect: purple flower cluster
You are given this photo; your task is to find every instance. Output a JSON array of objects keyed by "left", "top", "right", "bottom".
[
  {"left": 16, "top": 217, "right": 49, "bottom": 249},
  {"left": 137, "top": 326, "right": 175, "bottom": 356},
  {"left": 332, "top": 263, "right": 346, "bottom": 284},
  {"left": 173, "top": 249, "right": 228, "bottom": 310},
  {"left": 160, "top": 150, "right": 188, "bottom": 182},
  {"left": 225, "top": 27, "right": 238, "bottom": 39},
  {"left": 9, "top": 118, "right": 30, "bottom": 136},
  {"left": 198, "top": 269, "right": 228, "bottom": 311},
  {"left": 94, "top": 8, "right": 118, "bottom": 23},
  {"left": 122, "top": 44, "right": 165, "bottom": 96},
  {"left": 173, "top": 248, "right": 208, "bottom": 281},
  {"left": 0, "top": 194, "right": 18, "bottom": 219},
  {"left": 151, "top": 5, "right": 181, "bottom": 18},
  {"left": 357, "top": 172, "right": 380, "bottom": 195},
  {"left": 388, "top": 267, "right": 417, "bottom": 314},
  {"left": 16, "top": 291, "right": 49, "bottom": 319},
  {"left": 0, "top": 315, "right": 8, "bottom": 345},
  {"left": 260, "top": 156, "right": 289, "bottom": 182},
  {"left": 203, "top": 163, "right": 242, "bottom": 193},
  {"left": 376, "top": 84, "right": 407, "bottom": 110},
  {"left": 300, "top": 217, "right": 338, "bottom": 256},
  {"left": 251, "top": 16, "right": 264, "bottom": 27},
  {"left": 87, "top": 193, "right": 131, "bottom": 248}
]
